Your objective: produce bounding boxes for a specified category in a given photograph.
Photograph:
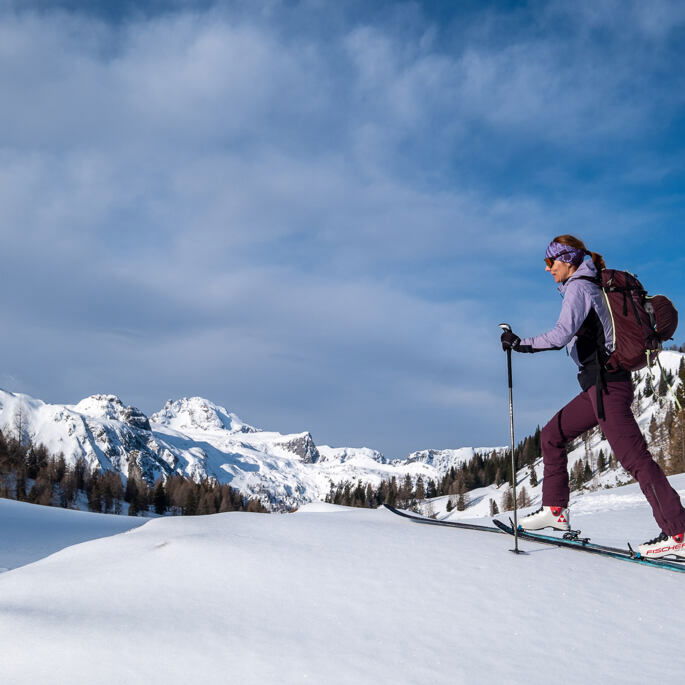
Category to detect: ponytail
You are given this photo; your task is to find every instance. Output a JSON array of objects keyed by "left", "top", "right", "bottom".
[{"left": 588, "top": 250, "right": 606, "bottom": 272}]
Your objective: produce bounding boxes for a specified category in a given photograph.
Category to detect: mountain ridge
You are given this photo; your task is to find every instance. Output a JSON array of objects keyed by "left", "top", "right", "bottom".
[
  {"left": 0, "top": 350, "right": 682, "bottom": 510},
  {"left": 0, "top": 388, "right": 502, "bottom": 510}
]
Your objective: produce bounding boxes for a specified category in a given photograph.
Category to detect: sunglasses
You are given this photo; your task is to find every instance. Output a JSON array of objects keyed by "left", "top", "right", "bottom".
[{"left": 544, "top": 250, "right": 575, "bottom": 268}]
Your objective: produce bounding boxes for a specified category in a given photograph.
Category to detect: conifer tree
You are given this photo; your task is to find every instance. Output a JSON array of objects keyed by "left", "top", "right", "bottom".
[
  {"left": 426, "top": 479, "right": 437, "bottom": 499},
  {"left": 87, "top": 473, "right": 103, "bottom": 513},
  {"left": 644, "top": 373, "right": 654, "bottom": 398},
  {"left": 125, "top": 477, "right": 139, "bottom": 508},
  {"left": 15, "top": 469, "right": 27, "bottom": 500},
  {"left": 516, "top": 485, "right": 531, "bottom": 508},
  {"left": 182, "top": 483, "right": 199, "bottom": 515},
  {"left": 597, "top": 450, "right": 606, "bottom": 473},
  {"left": 59, "top": 470, "right": 77, "bottom": 508},
  {"left": 196, "top": 491, "right": 214, "bottom": 515},
  {"left": 153, "top": 479, "right": 168, "bottom": 515},
  {"left": 648, "top": 415, "right": 659, "bottom": 448},
  {"left": 353, "top": 479, "right": 366, "bottom": 507},
  {"left": 365, "top": 483, "right": 375, "bottom": 507},
  {"left": 74, "top": 457, "right": 88, "bottom": 491},
  {"left": 676, "top": 358, "right": 685, "bottom": 407},
  {"left": 414, "top": 476, "right": 425, "bottom": 501},
  {"left": 13, "top": 403, "right": 26, "bottom": 446},
  {"left": 219, "top": 486, "right": 235, "bottom": 512},
  {"left": 668, "top": 408, "right": 685, "bottom": 475},
  {"left": 399, "top": 474, "right": 413, "bottom": 503},
  {"left": 387, "top": 477, "right": 398, "bottom": 506},
  {"left": 500, "top": 485, "right": 514, "bottom": 512},
  {"left": 570, "top": 460, "right": 585, "bottom": 490}
]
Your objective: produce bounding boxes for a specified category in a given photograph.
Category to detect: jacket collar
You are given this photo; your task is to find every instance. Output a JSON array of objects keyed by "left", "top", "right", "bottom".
[{"left": 558, "top": 259, "right": 597, "bottom": 294}]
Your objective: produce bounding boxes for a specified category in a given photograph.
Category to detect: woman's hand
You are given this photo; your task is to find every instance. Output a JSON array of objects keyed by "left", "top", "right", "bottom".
[
  {"left": 500, "top": 329, "right": 521, "bottom": 350},
  {"left": 500, "top": 330, "right": 533, "bottom": 353}
]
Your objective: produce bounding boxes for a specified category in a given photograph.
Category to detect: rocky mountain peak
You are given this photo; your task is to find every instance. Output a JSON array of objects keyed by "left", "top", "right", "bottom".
[
  {"left": 275, "top": 432, "right": 320, "bottom": 464},
  {"left": 73, "top": 395, "right": 151, "bottom": 431},
  {"left": 151, "top": 397, "right": 256, "bottom": 434}
]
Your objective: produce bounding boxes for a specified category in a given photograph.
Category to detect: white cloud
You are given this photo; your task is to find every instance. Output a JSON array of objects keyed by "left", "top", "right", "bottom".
[{"left": 0, "top": 2, "right": 682, "bottom": 453}]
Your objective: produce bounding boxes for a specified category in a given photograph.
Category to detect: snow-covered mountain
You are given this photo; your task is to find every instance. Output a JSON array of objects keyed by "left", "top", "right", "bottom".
[
  {"left": 1, "top": 350, "right": 681, "bottom": 511},
  {"left": 0, "top": 390, "right": 501, "bottom": 510},
  {"left": 152, "top": 397, "right": 257, "bottom": 435}
]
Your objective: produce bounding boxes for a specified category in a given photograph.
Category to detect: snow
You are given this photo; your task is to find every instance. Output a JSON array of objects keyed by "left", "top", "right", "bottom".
[
  {"left": 0, "top": 386, "right": 509, "bottom": 509},
  {"left": 1, "top": 476, "right": 685, "bottom": 684},
  {"left": 1, "top": 349, "right": 678, "bottom": 511},
  {"left": 152, "top": 396, "right": 257, "bottom": 434},
  {"left": 295, "top": 501, "right": 352, "bottom": 513},
  {"left": 0, "top": 498, "right": 146, "bottom": 571}
]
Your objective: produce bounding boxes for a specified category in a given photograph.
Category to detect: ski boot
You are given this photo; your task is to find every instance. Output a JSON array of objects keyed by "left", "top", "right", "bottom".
[
  {"left": 519, "top": 505, "right": 570, "bottom": 532},
  {"left": 637, "top": 531, "right": 685, "bottom": 560}
]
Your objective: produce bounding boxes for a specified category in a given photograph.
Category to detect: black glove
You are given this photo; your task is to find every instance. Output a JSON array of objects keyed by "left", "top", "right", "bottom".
[
  {"left": 500, "top": 330, "right": 535, "bottom": 353},
  {"left": 500, "top": 330, "right": 520, "bottom": 351}
]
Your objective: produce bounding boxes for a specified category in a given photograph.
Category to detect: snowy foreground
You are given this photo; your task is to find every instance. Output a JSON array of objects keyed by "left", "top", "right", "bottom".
[{"left": 2, "top": 478, "right": 685, "bottom": 685}]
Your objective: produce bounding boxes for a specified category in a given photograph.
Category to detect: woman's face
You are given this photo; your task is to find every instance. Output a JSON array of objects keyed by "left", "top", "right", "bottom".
[{"left": 545, "top": 260, "right": 577, "bottom": 283}]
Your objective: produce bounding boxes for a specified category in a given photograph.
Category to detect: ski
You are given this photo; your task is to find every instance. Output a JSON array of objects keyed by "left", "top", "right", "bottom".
[
  {"left": 382, "top": 504, "right": 503, "bottom": 534},
  {"left": 494, "top": 519, "right": 631, "bottom": 555},
  {"left": 384, "top": 504, "right": 685, "bottom": 573},
  {"left": 493, "top": 519, "right": 685, "bottom": 574}
]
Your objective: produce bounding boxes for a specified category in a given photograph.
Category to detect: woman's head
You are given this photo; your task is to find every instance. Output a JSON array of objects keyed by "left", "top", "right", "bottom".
[{"left": 545, "top": 234, "right": 605, "bottom": 282}]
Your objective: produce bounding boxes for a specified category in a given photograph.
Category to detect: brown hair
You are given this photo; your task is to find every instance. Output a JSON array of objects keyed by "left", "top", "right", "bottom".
[{"left": 552, "top": 234, "right": 606, "bottom": 271}]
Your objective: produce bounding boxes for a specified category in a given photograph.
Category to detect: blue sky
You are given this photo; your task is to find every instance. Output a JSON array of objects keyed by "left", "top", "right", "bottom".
[{"left": 1, "top": 0, "right": 685, "bottom": 457}]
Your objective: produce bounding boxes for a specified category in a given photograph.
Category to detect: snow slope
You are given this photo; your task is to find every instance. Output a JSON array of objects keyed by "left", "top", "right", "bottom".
[
  {"left": 1, "top": 476, "right": 684, "bottom": 685},
  {"left": 0, "top": 498, "right": 147, "bottom": 571}
]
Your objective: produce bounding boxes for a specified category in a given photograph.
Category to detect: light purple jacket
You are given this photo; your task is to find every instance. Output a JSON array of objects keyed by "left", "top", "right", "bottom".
[{"left": 520, "top": 260, "right": 615, "bottom": 369}]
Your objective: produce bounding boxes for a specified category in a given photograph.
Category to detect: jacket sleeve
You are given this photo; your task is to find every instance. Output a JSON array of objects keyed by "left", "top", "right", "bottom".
[{"left": 519, "top": 281, "right": 593, "bottom": 351}]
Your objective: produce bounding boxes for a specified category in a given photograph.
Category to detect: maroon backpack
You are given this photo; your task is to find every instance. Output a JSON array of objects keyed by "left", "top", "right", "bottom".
[{"left": 587, "top": 270, "right": 678, "bottom": 372}]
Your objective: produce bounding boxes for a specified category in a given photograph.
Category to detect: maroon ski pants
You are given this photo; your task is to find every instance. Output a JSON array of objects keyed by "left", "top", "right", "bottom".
[{"left": 541, "top": 381, "right": 685, "bottom": 535}]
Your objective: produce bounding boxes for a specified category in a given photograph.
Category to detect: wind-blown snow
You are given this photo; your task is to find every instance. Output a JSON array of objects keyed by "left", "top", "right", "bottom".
[{"left": 1, "top": 476, "right": 684, "bottom": 684}]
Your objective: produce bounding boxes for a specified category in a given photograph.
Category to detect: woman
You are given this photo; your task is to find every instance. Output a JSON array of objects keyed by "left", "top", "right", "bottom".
[{"left": 500, "top": 235, "right": 685, "bottom": 559}]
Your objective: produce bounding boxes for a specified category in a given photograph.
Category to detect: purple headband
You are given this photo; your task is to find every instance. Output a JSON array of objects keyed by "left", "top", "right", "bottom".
[{"left": 545, "top": 241, "right": 588, "bottom": 266}]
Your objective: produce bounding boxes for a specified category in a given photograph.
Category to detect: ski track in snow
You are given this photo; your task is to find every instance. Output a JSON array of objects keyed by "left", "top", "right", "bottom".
[{"left": 1, "top": 475, "right": 685, "bottom": 684}]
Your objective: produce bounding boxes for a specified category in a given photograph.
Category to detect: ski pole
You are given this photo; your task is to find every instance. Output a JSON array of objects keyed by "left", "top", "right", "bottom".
[{"left": 499, "top": 323, "right": 523, "bottom": 555}]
